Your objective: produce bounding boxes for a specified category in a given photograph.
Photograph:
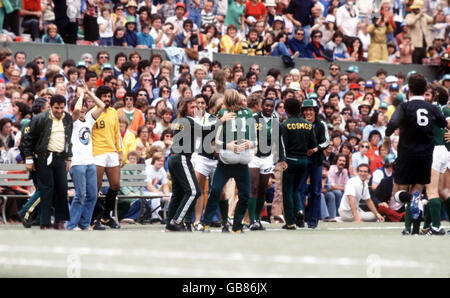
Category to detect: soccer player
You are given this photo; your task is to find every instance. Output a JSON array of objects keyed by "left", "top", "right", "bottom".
[
  {"left": 202, "top": 89, "right": 256, "bottom": 233},
  {"left": 278, "top": 98, "right": 317, "bottom": 230},
  {"left": 91, "top": 86, "right": 124, "bottom": 230},
  {"left": 248, "top": 97, "right": 276, "bottom": 231},
  {"left": 386, "top": 74, "right": 448, "bottom": 235},
  {"left": 421, "top": 86, "right": 449, "bottom": 235}
]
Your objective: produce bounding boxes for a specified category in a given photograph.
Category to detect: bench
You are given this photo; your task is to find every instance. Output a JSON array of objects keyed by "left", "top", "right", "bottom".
[{"left": 0, "top": 163, "right": 170, "bottom": 224}]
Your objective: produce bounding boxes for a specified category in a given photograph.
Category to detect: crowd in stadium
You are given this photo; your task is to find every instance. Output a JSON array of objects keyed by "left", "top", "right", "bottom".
[
  {"left": 0, "top": 0, "right": 449, "bottom": 234},
  {"left": 0, "top": 0, "right": 448, "bottom": 65}
]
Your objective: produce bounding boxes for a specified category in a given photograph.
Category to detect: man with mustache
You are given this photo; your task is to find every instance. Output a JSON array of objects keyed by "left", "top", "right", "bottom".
[{"left": 91, "top": 85, "right": 124, "bottom": 230}]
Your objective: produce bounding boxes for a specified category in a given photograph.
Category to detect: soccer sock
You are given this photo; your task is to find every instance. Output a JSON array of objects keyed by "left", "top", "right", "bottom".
[
  {"left": 429, "top": 198, "right": 442, "bottom": 229},
  {"left": 219, "top": 200, "right": 229, "bottom": 227},
  {"left": 423, "top": 205, "right": 431, "bottom": 229},
  {"left": 255, "top": 196, "right": 265, "bottom": 221},
  {"left": 404, "top": 202, "right": 412, "bottom": 233},
  {"left": 104, "top": 188, "right": 118, "bottom": 218},
  {"left": 248, "top": 197, "right": 257, "bottom": 221}
]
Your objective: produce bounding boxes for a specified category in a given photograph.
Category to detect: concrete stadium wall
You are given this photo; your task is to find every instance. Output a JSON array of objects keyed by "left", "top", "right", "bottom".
[{"left": 1, "top": 41, "right": 441, "bottom": 81}]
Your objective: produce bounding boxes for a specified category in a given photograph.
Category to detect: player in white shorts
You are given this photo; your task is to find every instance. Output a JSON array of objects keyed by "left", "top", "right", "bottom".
[{"left": 248, "top": 98, "right": 277, "bottom": 231}]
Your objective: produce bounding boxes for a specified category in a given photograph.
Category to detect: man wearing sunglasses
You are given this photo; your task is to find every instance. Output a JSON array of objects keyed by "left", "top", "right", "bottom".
[{"left": 89, "top": 51, "right": 110, "bottom": 77}]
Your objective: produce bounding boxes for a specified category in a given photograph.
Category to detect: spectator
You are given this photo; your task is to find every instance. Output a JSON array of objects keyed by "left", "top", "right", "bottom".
[
  {"left": 336, "top": 0, "right": 360, "bottom": 44},
  {"left": 286, "top": 0, "right": 315, "bottom": 44},
  {"left": 241, "top": 28, "right": 264, "bottom": 56},
  {"left": 160, "top": 0, "right": 177, "bottom": 21},
  {"left": 21, "top": 0, "right": 42, "bottom": 42},
  {"left": 351, "top": 139, "right": 370, "bottom": 176},
  {"left": 325, "top": 31, "right": 351, "bottom": 61},
  {"left": 367, "top": 12, "right": 394, "bottom": 63},
  {"left": 112, "top": 3, "right": 127, "bottom": 28},
  {"left": 405, "top": 0, "right": 434, "bottom": 64},
  {"left": 136, "top": 22, "right": 155, "bottom": 48},
  {"left": 166, "top": 2, "right": 188, "bottom": 34},
  {"left": 175, "top": 19, "right": 200, "bottom": 50},
  {"left": 325, "top": 153, "right": 349, "bottom": 221},
  {"left": 244, "top": 0, "right": 267, "bottom": 29},
  {"left": 124, "top": 16, "right": 138, "bottom": 48},
  {"left": 151, "top": 15, "right": 175, "bottom": 49},
  {"left": 83, "top": 0, "right": 100, "bottom": 43},
  {"left": 338, "top": 163, "right": 385, "bottom": 222},
  {"left": 41, "top": 24, "right": 64, "bottom": 44},
  {"left": 288, "top": 28, "right": 311, "bottom": 58},
  {"left": 307, "top": 30, "right": 327, "bottom": 59},
  {"left": 98, "top": 4, "right": 115, "bottom": 46}
]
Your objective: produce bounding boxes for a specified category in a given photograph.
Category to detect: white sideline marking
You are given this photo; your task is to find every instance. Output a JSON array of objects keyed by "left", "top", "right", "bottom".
[{"left": 0, "top": 245, "right": 443, "bottom": 273}]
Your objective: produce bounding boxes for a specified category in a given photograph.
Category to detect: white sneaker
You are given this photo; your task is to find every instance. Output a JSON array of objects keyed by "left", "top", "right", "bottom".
[{"left": 72, "top": 227, "right": 82, "bottom": 231}]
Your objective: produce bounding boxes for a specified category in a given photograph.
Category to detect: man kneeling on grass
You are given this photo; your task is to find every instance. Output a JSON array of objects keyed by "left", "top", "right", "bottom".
[{"left": 337, "top": 163, "right": 385, "bottom": 223}]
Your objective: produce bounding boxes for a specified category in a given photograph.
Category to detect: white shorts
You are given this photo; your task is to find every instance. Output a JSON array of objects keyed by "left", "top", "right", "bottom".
[
  {"left": 248, "top": 154, "right": 275, "bottom": 174},
  {"left": 192, "top": 153, "right": 218, "bottom": 178},
  {"left": 94, "top": 152, "right": 120, "bottom": 168},
  {"left": 219, "top": 149, "right": 254, "bottom": 165},
  {"left": 432, "top": 145, "right": 447, "bottom": 174},
  {"left": 447, "top": 150, "right": 450, "bottom": 171}
]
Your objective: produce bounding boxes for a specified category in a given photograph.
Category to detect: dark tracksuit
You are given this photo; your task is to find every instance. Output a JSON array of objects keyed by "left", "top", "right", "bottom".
[
  {"left": 298, "top": 118, "right": 329, "bottom": 228},
  {"left": 279, "top": 115, "right": 317, "bottom": 226},
  {"left": 167, "top": 116, "right": 201, "bottom": 225},
  {"left": 203, "top": 108, "right": 256, "bottom": 232},
  {"left": 20, "top": 110, "right": 73, "bottom": 226}
]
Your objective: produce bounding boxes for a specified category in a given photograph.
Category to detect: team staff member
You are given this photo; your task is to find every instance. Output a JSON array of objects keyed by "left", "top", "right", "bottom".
[
  {"left": 387, "top": 74, "right": 448, "bottom": 235},
  {"left": 166, "top": 97, "right": 202, "bottom": 232},
  {"left": 91, "top": 86, "right": 124, "bottom": 230},
  {"left": 298, "top": 98, "right": 329, "bottom": 229},
  {"left": 203, "top": 89, "right": 256, "bottom": 233},
  {"left": 278, "top": 98, "right": 317, "bottom": 230},
  {"left": 21, "top": 95, "right": 73, "bottom": 230},
  {"left": 248, "top": 97, "right": 276, "bottom": 231}
]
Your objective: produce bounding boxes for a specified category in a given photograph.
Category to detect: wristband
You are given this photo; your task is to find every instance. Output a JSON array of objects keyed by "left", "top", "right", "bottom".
[{"left": 26, "top": 159, "right": 34, "bottom": 165}]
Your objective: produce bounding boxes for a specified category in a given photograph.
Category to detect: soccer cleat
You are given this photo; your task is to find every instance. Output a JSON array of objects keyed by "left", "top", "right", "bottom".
[
  {"left": 222, "top": 224, "right": 230, "bottom": 233},
  {"left": 249, "top": 220, "right": 260, "bottom": 231},
  {"left": 282, "top": 224, "right": 296, "bottom": 230},
  {"left": 426, "top": 226, "right": 446, "bottom": 236},
  {"left": 401, "top": 229, "right": 410, "bottom": 236},
  {"left": 193, "top": 222, "right": 204, "bottom": 231},
  {"left": 101, "top": 217, "right": 121, "bottom": 229},
  {"left": 231, "top": 229, "right": 244, "bottom": 234},
  {"left": 257, "top": 220, "right": 266, "bottom": 231},
  {"left": 410, "top": 192, "right": 421, "bottom": 220},
  {"left": 202, "top": 224, "right": 211, "bottom": 233},
  {"left": 185, "top": 223, "right": 193, "bottom": 232},
  {"left": 296, "top": 210, "right": 305, "bottom": 228},
  {"left": 91, "top": 220, "right": 106, "bottom": 231},
  {"left": 165, "top": 220, "right": 186, "bottom": 232},
  {"left": 420, "top": 228, "right": 431, "bottom": 235}
]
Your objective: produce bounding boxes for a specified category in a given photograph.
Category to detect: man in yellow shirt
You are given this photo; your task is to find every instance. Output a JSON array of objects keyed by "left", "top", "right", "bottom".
[
  {"left": 21, "top": 95, "right": 73, "bottom": 230},
  {"left": 91, "top": 86, "right": 124, "bottom": 230}
]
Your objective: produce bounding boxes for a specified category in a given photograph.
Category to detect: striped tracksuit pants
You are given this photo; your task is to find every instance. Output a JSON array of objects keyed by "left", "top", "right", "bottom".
[{"left": 167, "top": 154, "right": 201, "bottom": 224}]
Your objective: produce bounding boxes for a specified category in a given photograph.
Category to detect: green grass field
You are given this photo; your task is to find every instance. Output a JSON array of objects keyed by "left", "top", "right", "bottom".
[{"left": 0, "top": 222, "right": 449, "bottom": 278}]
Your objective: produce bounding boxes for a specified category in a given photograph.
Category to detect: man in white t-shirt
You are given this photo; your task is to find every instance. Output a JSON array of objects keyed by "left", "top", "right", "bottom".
[
  {"left": 338, "top": 163, "right": 385, "bottom": 222},
  {"left": 67, "top": 86, "right": 106, "bottom": 230},
  {"left": 336, "top": 0, "right": 359, "bottom": 40}
]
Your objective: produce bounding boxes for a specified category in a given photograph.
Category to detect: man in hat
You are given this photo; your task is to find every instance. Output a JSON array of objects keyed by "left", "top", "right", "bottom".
[
  {"left": 125, "top": 0, "right": 138, "bottom": 18},
  {"left": 346, "top": 65, "right": 359, "bottom": 84},
  {"left": 166, "top": 2, "right": 188, "bottom": 34},
  {"left": 405, "top": 0, "right": 433, "bottom": 64},
  {"left": 298, "top": 98, "right": 330, "bottom": 228},
  {"left": 124, "top": 15, "right": 138, "bottom": 47},
  {"left": 442, "top": 74, "right": 450, "bottom": 90}
]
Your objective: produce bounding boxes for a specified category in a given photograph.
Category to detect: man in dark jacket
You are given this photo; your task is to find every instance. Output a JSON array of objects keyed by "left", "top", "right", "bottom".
[
  {"left": 298, "top": 98, "right": 330, "bottom": 229},
  {"left": 288, "top": 28, "right": 312, "bottom": 58},
  {"left": 286, "top": 0, "right": 314, "bottom": 45},
  {"left": 21, "top": 94, "right": 73, "bottom": 230}
]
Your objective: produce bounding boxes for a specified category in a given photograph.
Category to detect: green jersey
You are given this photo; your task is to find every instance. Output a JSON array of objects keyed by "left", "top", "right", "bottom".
[
  {"left": 216, "top": 108, "right": 256, "bottom": 149},
  {"left": 433, "top": 103, "right": 450, "bottom": 148},
  {"left": 254, "top": 111, "right": 277, "bottom": 157}
]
